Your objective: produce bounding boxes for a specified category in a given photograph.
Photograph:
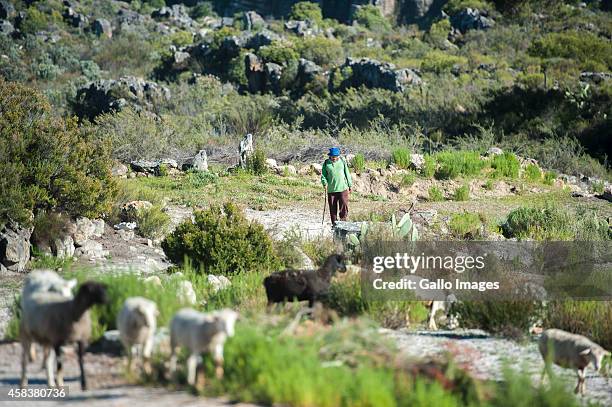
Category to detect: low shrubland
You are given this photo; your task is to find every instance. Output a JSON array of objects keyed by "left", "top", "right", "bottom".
[{"left": 543, "top": 301, "right": 612, "bottom": 350}]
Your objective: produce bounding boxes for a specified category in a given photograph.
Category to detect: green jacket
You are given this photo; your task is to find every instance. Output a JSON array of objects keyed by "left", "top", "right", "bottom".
[{"left": 321, "top": 157, "right": 352, "bottom": 193}]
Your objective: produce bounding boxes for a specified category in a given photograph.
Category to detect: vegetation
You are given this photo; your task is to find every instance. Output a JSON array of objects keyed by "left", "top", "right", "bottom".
[
  {"left": 450, "top": 301, "right": 543, "bottom": 338},
  {"left": 351, "top": 153, "right": 366, "bottom": 173},
  {"left": 544, "top": 301, "right": 612, "bottom": 350},
  {"left": 449, "top": 212, "right": 483, "bottom": 239},
  {"left": 453, "top": 184, "right": 470, "bottom": 201},
  {"left": 135, "top": 205, "right": 171, "bottom": 240},
  {"left": 428, "top": 186, "right": 445, "bottom": 202},
  {"left": 491, "top": 152, "right": 520, "bottom": 179}
]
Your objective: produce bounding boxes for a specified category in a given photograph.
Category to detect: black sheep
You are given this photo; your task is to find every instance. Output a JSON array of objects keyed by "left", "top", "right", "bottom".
[{"left": 263, "top": 254, "right": 347, "bottom": 307}]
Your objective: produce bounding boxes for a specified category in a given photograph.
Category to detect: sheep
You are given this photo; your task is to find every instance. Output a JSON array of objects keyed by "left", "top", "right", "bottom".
[
  {"left": 117, "top": 297, "right": 158, "bottom": 373},
  {"left": 538, "top": 328, "right": 610, "bottom": 395},
  {"left": 401, "top": 275, "right": 458, "bottom": 330},
  {"left": 21, "top": 270, "right": 77, "bottom": 363},
  {"left": 263, "top": 253, "right": 347, "bottom": 307},
  {"left": 169, "top": 308, "right": 238, "bottom": 386},
  {"left": 20, "top": 281, "right": 108, "bottom": 390}
]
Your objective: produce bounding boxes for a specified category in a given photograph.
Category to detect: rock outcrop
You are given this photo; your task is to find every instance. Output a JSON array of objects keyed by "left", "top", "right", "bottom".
[
  {"left": 450, "top": 8, "right": 494, "bottom": 33},
  {"left": 0, "top": 221, "right": 32, "bottom": 272},
  {"left": 332, "top": 57, "right": 422, "bottom": 92}
]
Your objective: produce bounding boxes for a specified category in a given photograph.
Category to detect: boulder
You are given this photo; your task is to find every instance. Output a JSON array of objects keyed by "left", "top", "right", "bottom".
[
  {"left": 332, "top": 58, "right": 422, "bottom": 92},
  {"left": 310, "top": 163, "right": 323, "bottom": 175},
  {"left": 92, "top": 219, "right": 105, "bottom": 237},
  {"left": 207, "top": 274, "right": 231, "bottom": 293},
  {"left": 580, "top": 71, "right": 612, "bottom": 84},
  {"left": 486, "top": 147, "right": 503, "bottom": 156},
  {"left": 265, "top": 158, "right": 278, "bottom": 169},
  {"left": 74, "top": 240, "right": 108, "bottom": 259},
  {"left": 243, "top": 10, "right": 266, "bottom": 30},
  {"left": 265, "top": 62, "right": 283, "bottom": 95},
  {"left": 117, "top": 229, "right": 134, "bottom": 241},
  {"left": 277, "top": 165, "right": 297, "bottom": 175},
  {"left": 92, "top": 18, "right": 112, "bottom": 38},
  {"left": 0, "top": 19, "right": 13, "bottom": 35},
  {"left": 151, "top": 4, "right": 194, "bottom": 28},
  {"left": 245, "top": 30, "right": 278, "bottom": 50},
  {"left": 601, "top": 185, "right": 612, "bottom": 203},
  {"left": 73, "top": 217, "right": 96, "bottom": 246},
  {"left": 51, "top": 235, "right": 75, "bottom": 259},
  {"left": 114, "top": 222, "right": 137, "bottom": 231},
  {"left": 245, "top": 53, "right": 266, "bottom": 93},
  {"left": 0, "top": 221, "right": 32, "bottom": 273},
  {"left": 182, "top": 150, "right": 208, "bottom": 172},
  {"left": 0, "top": 0, "right": 15, "bottom": 20},
  {"left": 121, "top": 201, "right": 153, "bottom": 222},
  {"left": 238, "top": 133, "right": 254, "bottom": 169},
  {"left": 294, "top": 246, "right": 315, "bottom": 269},
  {"left": 285, "top": 19, "right": 319, "bottom": 36},
  {"left": 409, "top": 153, "right": 425, "bottom": 171},
  {"left": 450, "top": 8, "right": 494, "bottom": 33},
  {"left": 111, "top": 162, "right": 128, "bottom": 177},
  {"left": 297, "top": 58, "right": 321, "bottom": 85},
  {"left": 74, "top": 76, "right": 171, "bottom": 120},
  {"left": 117, "top": 8, "right": 145, "bottom": 27},
  {"left": 63, "top": 7, "right": 89, "bottom": 28},
  {"left": 130, "top": 160, "right": 158, "bottom": 174}
]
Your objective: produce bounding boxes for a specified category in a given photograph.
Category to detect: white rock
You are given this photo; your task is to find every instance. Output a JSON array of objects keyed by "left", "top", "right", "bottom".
[
  {"left": 74, "top": 240, "right": 108, "bottom": 259},
  {"left": 73, "top": 217, "right": 96, "bottom": 246},
  {"left": 486, "top": 147, "right": 503, "bottom": 156},
  {"left": 265, "top": 158, "right": 278, "bottom": 168},
  {"left": 207, "top": 274, "right": 231, "bottom": 292},
  {"left": 310, "top": 163, "right": 323, "bottom": 175},
  {"left": 51, "top": 235, "right": 75, "bottom": 259},
  {"left": 92, "top": 219, "right": 105, "bottom": 237}
]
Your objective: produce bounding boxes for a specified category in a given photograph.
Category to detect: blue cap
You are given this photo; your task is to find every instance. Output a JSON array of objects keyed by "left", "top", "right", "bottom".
[{"left": 328, "top": 147, "right": 340, "bottom": 157}]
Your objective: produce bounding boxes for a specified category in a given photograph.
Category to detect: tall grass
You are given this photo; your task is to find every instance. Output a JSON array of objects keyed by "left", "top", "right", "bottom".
[
  {"left": 544, "top": 301, "right": 612, "bottom": 350},
  {"left": 435, "top": 151, "right": 486, "bottom": 180}
]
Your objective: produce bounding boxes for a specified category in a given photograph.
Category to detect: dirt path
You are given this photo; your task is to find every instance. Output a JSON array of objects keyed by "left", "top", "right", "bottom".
[{"left": 385, "top": 329, "right": 612, "bottom": 406}]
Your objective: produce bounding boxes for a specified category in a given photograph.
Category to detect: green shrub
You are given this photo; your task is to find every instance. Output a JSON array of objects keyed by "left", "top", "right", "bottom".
[
  {"left": 529, "top": 31, "right": 612, "bottom": 71},
  {"left": 491, "top": 152, "right": 520, "bottom": 179},
  {"left": 257, "top": 42, "right": 299, "bottom": 66},
  {"left": 543, "top": 171, "right": 556, "bottom": 186},
  {"left": 523, "top": 163, "right": 542, "bottom": 182},
  {"left": 31, "top": 211, "right": 73, "bottom": 251},
  {"left": 391, "top": 147, "right": 411, "bottom": 169},
  {"left": 453, "top": 184, "right": 470, "bottom": 201},
  {"left": 185, "top": 170, "right": 219, "bottom": 188},
  {"left": 444, "top": 0, "right": 492, "bottom": 15},
  {"left": 191, "top": 2, "right": 215, "bottom": 19},
  {"left": 428, "top": 186, "right": 445, "bottom": 202},
  {"left": 544, "top": 301, "right": 612, "bottom": 350},
  {"left": 21, "top": 7, "right": 52, "bottom": 34},
  {"left": 246, "top": 148, "right": 268, "bottom": 176},
  {"left": 427, "top": 19, "right": 451, "bottom": 47},
  {"left": 351, "top": 153, "right": 366, "bottom": 173},
  {"left": 135, "top": 205, "right": 171, "bottom": 240},
  {"left": 162, "top": 202, "right": 279, "bottom": 274},
  {"left": 450, "top": 301, "right": 543, "bottom": 337},
  {"left": 289, "top": 1, "right": 323, "bottom": 24},
  {"left": 294, "top": 36, "right": 343, "bottom": 67},
  {"left": 484, "top": 179, "right": 494, "bottom": 190},
  {"left": 590, "top": 180, "right": 605, "bottom": 194},
  {"left": 0, "top": 79, "right": 116, "bottom": 226},
  {"left": 435, "top": 151, "right": 485, "bottom": 179},
  {"left": 422, "top": 155, "right": 436, "bottom": 178},
  {"left": 421, "top": 51, "right": 468, "bottom": 74},
  {"left": 400, "top": 172, "right": 417, "bottom": 187},
  {"left": 449, "top": 212, "right": 482, "bottom": 239},
  {"left": 353, "top": 5, "right": 391, "bottom": 32}
]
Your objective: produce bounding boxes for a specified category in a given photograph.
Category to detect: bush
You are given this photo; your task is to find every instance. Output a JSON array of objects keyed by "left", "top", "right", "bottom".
[
  {"left": 523, "top": 163, "right": 542, "bottom": 182},
  {"left": 428, "top": 186, "right": 445, "bottom": 202},
  {"left": 351, "top": 153, "right": 366, "bottom": 173},
  {"left": 289, "top": 2, "right": 323, "bottom": 24},
  {"left": 246, "top": 148, "right": 268, "bottom": 176},
  {"left": 185, "top": 170, "right": 218, "bottom": 188},
  {"left": 422, "top": 155, "right": 436, "bottom": 178},
  {"left": 543, "top": 171, "right": 556, "bottom": 185},
  {"left": 162, "top": 202, "right": 279, "bottom": 274},
  {"left": 257, "top": 42, "right": 299, "bottom": 66},
  {"left": 450, "top": 301, "right": 543, "bottom": 337},
  {"left": 453, "top": 184, "right": 470, "bottom": 201},
  {"left": 353, "top": 5, "right": 391, "bottom": 32},
  {"left": 190, "top": 2, "right": 215, "bottom": 19},
  {"left": 295, "top": 36, "right": 343, "bottom": 67},
  {"left": 31, "top": 211, "right": 73, "bottom": 251},
  {"left": 529, "top": 31, "right": 612, "bottom": 71},
  {"left": 0, "top": 79, "right": 116, "bottom": 226},
  {"left": 444, "top": 0, "right": 492, "bottom": 15},
  {"left": 484, "top": 179, "right": 494, "bottom": 190},
  {"left": 544, "top": 301, "right": 612, "bottom": 350},
  {"left": 491, "top": 152, "right": 520, "bottom": 178},
  {"left": 400, "top": 172, "right": 417, "bottom": 187},
  {"left": 135, "top": 205, "right": 171, "bottom": 240},
  {"left": 391, "top": 147, "right": 411, "bottom": 169},
  {"left": 449, "top": 212, "right": 482, "bottom": 239},
  {"left": 435, "top": 151, "right": 485, "bottom": 179},
  {"left": 421, "top": 51, "right": 468, "bottom": 74}
]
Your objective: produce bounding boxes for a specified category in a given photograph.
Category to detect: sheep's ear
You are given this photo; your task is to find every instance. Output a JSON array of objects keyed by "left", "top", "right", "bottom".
[
  {"left": 67, "top": 279, "right": 77, "bottom": 289},
  {"left": 579, "top": 348, "right": 592, "bottom": 356}
]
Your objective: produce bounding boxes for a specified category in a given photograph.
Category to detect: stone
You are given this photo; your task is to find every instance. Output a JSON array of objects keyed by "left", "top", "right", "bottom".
[
  {"left": 0, "top": 0, "right": 16, "bottom": 20},
  {"left": 74, "top": 240, "right": 108, "bottom": 259},
  {"left": 298, "top": 166, "right": 311, "bottom": 176},
  {"left": 73, "top": 217, "right": 96, "bottom": 246},
  {"left": 89, "top": 330, "right": 123, "bottom": 355},
  {"left": 92, "top": 219, "right": 105, "bottom": 237},
  {"left": 112, "top": 163, "right": 128, "bottom": 177},
  {"left": 182, "top": 150, "right": 208, "bottom": 172},
  {"left": 63, "top": 7, "right": 89, "bottom": 28},
  {"left": 450, "top": 8, "right": 494, "bottom": 33},
  {"left": 118, "top": 229, "right": 134, "bottom": 241},
  {"left": 121, "top": 201, "right": 153, "bottom": 222},
  {"left": 207, "top": 274, "right": 231, "bottom": 293},
  {"left": 265, "top": 158, "right": 278, "bottom": 169},
  {"left": 0, "top": 19, "right": 13, "bottom": 35},
  {"left": 245, "top": 30, "right": 278, "bottom": 50},
  {"left": 295, "top": 246, "right": 315, "bottom": 269},
  {"left": 409, "top": 153, "right": 425, "bottom": 171},
  {"left": 601, "top": 185, "right": 612, "bottom": 203},
  {"left": 580, "top": 71, "right": 612, "bottom": 84},
  {"left": 285, "top": 19, "right": 319, "bottom": 36},
  {"left": 486, "top": 147, "right": 503, "bottom": 156},
  {"left": 92, "top": 18, "right": 112, "bottom": 38},
  {"left": 151, "top": 4, "right": 194, "bottom": 28},
  {"left": 310, "top": 163, "right": 323, "bottom": 175},
  {"left": 265, "top": 62, "right": 283, "bottom": 94},
  {"left": 297, "top": 58, "right": 321, "bottom": 85},
  {"left": 0, "top": 221, "right": 32, "bottom": 272},
  {"left": 243, "top": 10, "right": 266, "bottom": 30},
  {"left": 333, "top": 221, "right": 366, "bottom": 242},
  {"left": 130, "top": 160, "right": 158, "bottom": 174},
  {"left": 238, "top": 133, "right": 254, "bottom": 169},
  {"left": 245, "top": 53, "right": 266, "bottom": 93},
  {"left": 114, "top": 222, "right": 137, "bottom": 231},
  {"left": 332, "top": 57, "right": 422, "bottom": 92},
  {"left": 51, "top": 235, "right": 75, "bottom": 259},
  {"left": 277, "top": 165, "right": 297, "bottom": 175}
]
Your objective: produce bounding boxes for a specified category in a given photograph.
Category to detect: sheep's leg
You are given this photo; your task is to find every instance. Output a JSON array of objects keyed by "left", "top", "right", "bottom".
[
  {"left": 40, "top": 346, "right": 50, "bottom": 371},
  {"left": 55, "top": 346, "right": 64, "bottom": 388},
  {"left": 126, "top": 345, "right": 133, "bottom": 373},
  {"left": 45, "top": 347, "right": 56, "bottom": 388},
  {"left": 29, "top": 343, "right": 36, "bottom": 362},
  {"left": 575, "top": 368, "right": 585, "bottom": 395},
  {"left": 213, "top": 344, "right": 224, "bottom": 379},
  {"left": 20, "top": 339, "right": 29, "bottom": 388},
  {"left": 169, "top": 348, "right": 178, "bottom": 378},
  {"left": 77, "top": 341, "right": 87, "bottom": 390},
  {"left": 186, "top": 353, "right": 198, "bottom": 386},
  {"left": 142, "top": 336, "right": 154, "bottom": 375}
]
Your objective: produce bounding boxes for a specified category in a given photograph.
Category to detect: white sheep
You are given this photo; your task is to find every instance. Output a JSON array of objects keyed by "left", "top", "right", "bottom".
[
  {"left": 169, "top": 308, "right": 238, "bottom": 386},
  {"left": 117, "top": 297, "right": 158, "bottom": 373},
  {"left": 539, "top": 328, "right": 610, "bottom": 395},
  {"left": 21, "top": 270, "right": 77, "bottom": 363},
  {"left": 176, "top": 280, "right": 197, "bottom": 305}
]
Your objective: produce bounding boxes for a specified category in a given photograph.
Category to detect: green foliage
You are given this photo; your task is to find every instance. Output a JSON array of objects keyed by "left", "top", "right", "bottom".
[
  {"left": 421, "top": 51, "right": 468, "bottom": 74},
  {"left": 484, "top": 179, "right": 494, "bottom": 190},
  {"left": 435, "top": 151, "right": 485, "bottom": 179},
  {"left": 422, "top": 155, "right": 436, "bottom": 178},
  {"left": 523, "top": 163, "right": 542, "bottom": 182},
  {"left": 30, "top": 211, "right": 73, "bottom": 251},
  {"left": 544, "top": 301, "right": 612, "bottom": 350},
  {"left": 161, "top": 202, "right": 279, "bottom": 274},
  {"left": 257, "top": 42, "right": 299, "bottom": 66},
  {"left": 0, "top": 79, "right": 116, "bottom": 226},
  {"left": 400, "top": 172, "right": 417, "bottom": 187},
  {"left": 444, "top": 0, "right": 492, "bottom": 15},
  {"left": 427, "top": 19, "right": 451, "bottom": 47},
  {"left": 452, "top": 184, "right": 470, "bottom": 201},
  {"left": 543, "top": 171, "right": 556, "bottom": 185},
  {"left": 246, "top": 148, "right": 268, "bottom": 175},
  {"left": 502, "top": 204, "right": 610, "bottom": 241},
  {"left": 590, "top": 180, "right": 605, "bottom": 194},
  {"left": 351, "top": 153, "right": 366, "bottom": 173},
  {"left": 391, "top": 147, "right": 411, "bottom": 169},
  {"left": 21, "top": 7, "right": 53, "bottom": 34},
  {"left": 529, "top": 30, "right": 612, "bottom": 70},
  {"left": 353, "top": 5, "right": 391, "bottom": 32},
  {"left": 450, "top": 301, "right": 543, "bottom": 337},
  {"left": 135, "top": 205, "right": 171, "bottom": 240},
  {"left": 185, "top": 170, "right": 218, "bottom": 188},
  {"left": 289, "top": 2, "right": 323, "bottom": 24},
  {"left": 428, "top": 186, "right": 445, "bottom": 202},
  {"left": 491, "top": 152, "right": 520, "bottom": 178},
  {"left": 190, "top": 2, "right": 215, "bottom": 19},
  {"left": 294, "top": 36, "right": 343, "bottom": 67},
  {"left": 449, "top": 212, "right": 482, "bottom": 239}
]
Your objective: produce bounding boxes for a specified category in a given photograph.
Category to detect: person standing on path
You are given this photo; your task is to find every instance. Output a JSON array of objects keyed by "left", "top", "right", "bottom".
[{"left": 321, "top": 147, "right": 352, "bottom": 225}]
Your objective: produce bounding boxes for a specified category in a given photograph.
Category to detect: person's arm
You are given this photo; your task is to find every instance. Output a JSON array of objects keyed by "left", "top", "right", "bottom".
[
  {"left": 343, "top": 158, "right": 352, "bottom": 190},
  {"left": 321, "top": 160, "right": 328, "bottom": 187}
]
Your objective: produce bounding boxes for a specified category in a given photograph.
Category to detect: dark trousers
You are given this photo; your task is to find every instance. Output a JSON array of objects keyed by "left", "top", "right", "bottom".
[{"left": 328, "top": 190, "right": 349, "bottom": 224}]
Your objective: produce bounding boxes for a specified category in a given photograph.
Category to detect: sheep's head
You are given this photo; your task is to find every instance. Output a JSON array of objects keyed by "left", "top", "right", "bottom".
[
  {"left": 581, "top": 346, "right": 611, "bottom": 372},
  {"left": 76, "top": 281, "right": 109, "bottom": 306},
  {"left": 215, "top": 309, "right": 239, "bottom": 337},
  {"left": 324, "top": 253, "right": 347, "bottom": 274}
]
